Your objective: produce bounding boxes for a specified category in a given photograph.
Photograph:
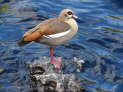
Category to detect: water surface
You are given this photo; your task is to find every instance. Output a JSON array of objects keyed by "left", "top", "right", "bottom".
[{"left": 0, "top": 0, "right": 123, "bottom": 92}]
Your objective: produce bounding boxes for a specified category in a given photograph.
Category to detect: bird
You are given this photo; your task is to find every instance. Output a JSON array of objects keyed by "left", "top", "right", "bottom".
[{"left": 18, "top": 9, "right": 78, "bottom": 69}]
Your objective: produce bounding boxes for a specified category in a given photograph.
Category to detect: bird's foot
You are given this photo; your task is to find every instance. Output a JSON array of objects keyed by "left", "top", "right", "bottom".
[{"left": 51, "top": 57, "right": 62, "bottom": 69}]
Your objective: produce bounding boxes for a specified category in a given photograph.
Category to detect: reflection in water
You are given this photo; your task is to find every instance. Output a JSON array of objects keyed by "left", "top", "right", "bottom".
[
  {"left": 0, "top": 0, "right": 123, "bottom": 92},
  {"left": 102, "top": 26, "right": 123, "bottom": 33},
  {"left": 96, "top": 88, "right": 112, "bottom": 92},
  {"left": 0, "top": 3, "right": 9, "bottom": 11},
  {"left": 108, "top": 15, "right": 123, "bottom": 21}
]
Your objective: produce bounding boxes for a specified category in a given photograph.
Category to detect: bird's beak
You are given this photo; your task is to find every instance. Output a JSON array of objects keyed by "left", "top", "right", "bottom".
[{"left": 72, "top": 15, "right": 78, "bottom": 19}]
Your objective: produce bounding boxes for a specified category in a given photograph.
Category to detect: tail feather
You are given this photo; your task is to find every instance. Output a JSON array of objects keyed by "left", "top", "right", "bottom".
[{"left": 18, "top": 39, "right": 30, "bottom": 46}]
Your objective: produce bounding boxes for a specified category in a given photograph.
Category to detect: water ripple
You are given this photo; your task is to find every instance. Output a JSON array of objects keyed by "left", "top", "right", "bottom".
[{"left": 0, "top": 0, "right": 123, "bottom": 91}]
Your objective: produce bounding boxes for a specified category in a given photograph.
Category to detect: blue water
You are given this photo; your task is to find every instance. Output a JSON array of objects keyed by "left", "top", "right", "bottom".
[{"left": 0, "top": 0, "right": 123, "bottom": 92}]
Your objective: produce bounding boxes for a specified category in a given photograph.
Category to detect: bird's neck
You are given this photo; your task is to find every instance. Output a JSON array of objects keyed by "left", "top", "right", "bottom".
[
  {"left": 58, "top": 16, "right": 66, "bottom": 21},
  {"left": 65, "top": 19, "right": 78, "bottom": 32}
]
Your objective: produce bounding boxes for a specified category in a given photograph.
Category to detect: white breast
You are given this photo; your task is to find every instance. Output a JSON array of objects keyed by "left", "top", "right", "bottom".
[{"left": 65, "top": 19, "right": 78, "bottom": 32}]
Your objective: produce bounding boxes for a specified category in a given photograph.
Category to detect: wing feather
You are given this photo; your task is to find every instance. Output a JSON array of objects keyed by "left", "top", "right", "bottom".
[{"left": 22, "top": 18, "right": 70, "bottom": 42}]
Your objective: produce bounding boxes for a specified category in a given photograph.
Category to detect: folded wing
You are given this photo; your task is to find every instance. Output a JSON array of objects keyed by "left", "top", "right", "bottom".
[{"left": 18, "top": 18, "right": 70, "bottom": 46}]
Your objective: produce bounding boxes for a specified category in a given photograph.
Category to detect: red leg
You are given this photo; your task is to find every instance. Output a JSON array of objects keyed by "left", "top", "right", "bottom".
[
  {"left": 50, "top": 47, "right": 62, "bottom": 69},
  {"left": 50, "top": 47, "right": 55, "bottom": 64}
]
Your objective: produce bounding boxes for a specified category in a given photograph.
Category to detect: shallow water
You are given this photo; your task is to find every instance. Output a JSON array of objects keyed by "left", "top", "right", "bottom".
[{"left": 0, "top": 0, "right": 123, "bottom": 92}]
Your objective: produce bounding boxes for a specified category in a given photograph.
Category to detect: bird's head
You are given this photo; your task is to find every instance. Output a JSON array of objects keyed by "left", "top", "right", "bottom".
[{"left": 58, "top": 9, "right": 78, "bottom": 21}]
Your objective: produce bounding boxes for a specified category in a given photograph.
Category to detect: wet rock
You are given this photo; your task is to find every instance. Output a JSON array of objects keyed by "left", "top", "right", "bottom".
[
  {"left": 73, "top": 57, "right": 85, "bottom": 72},
  {"left": 30, "top": 66, "right": 45, "bottom": 75},
  {"left": 28, "top": 57, "right": 85, "bottom": 92}
]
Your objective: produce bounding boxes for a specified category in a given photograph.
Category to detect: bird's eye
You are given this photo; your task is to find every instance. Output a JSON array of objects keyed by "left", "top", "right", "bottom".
[{"left": 67, "top": 11, "right": 73, "bottom": 15}]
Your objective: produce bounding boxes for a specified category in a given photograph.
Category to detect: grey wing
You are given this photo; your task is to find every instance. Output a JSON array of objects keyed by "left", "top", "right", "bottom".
[{"left": 46, "top": 20, "right": 71, "bottom": 34}]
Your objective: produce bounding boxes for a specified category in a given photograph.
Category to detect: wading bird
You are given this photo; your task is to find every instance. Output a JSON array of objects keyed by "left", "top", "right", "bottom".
[{"left": 18, "top": 9, "right": 78, "bottom": 69}]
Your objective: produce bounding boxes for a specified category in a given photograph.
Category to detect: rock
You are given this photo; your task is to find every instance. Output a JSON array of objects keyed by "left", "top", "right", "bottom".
[{"left": 28, "top": 57, "right": 85, "bottom": 92}]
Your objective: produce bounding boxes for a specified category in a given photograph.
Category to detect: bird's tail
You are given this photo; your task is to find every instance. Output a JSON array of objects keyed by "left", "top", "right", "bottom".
[{"left": 17, "top": 39, "right": 30, "bottom": 46}]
